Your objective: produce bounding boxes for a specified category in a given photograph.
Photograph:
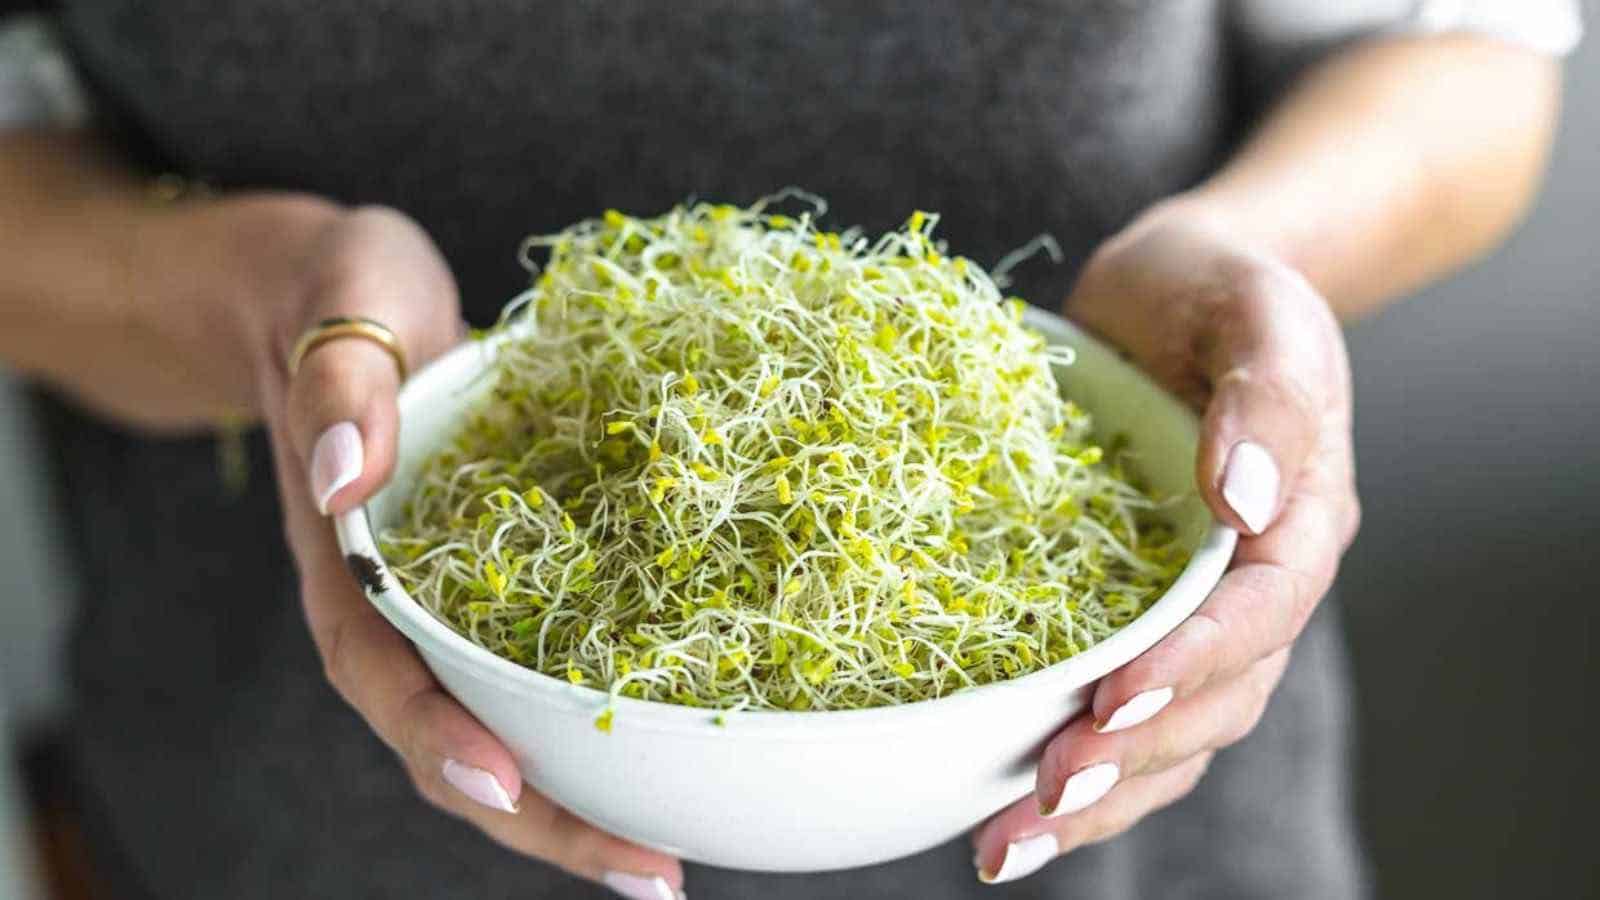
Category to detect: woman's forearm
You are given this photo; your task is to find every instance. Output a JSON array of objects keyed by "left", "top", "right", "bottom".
[
  {"left": 0, "top": 131, "right": 153, "bottom": 376},
  {"left": 1171, "top": 34, "right": 1562, "bottom": 319},
  {"left": 0, "top": 129, "right": 338, "bottom": 429}
]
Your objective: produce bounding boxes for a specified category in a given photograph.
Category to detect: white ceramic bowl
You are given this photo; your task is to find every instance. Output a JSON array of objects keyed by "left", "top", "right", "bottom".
[{"left": 335, "top": 307, "right": 1235, "bottom": 873}]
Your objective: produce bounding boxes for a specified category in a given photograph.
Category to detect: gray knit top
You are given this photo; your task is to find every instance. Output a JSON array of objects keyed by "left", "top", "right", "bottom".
[{"left": 34, "top": 1, "right": 1530, "bottom": 896}]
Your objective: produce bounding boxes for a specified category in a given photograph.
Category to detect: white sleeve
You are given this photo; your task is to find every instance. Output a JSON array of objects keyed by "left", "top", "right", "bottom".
[
  {"left": 0, "top": 14, "right": 94, "bottom": 128},
  {"left": 1233, "top": 0, "right": 1583, "bottom": 59},
  {"left": 1401, "top": 0, "right": 1583, "bottom": 56}
]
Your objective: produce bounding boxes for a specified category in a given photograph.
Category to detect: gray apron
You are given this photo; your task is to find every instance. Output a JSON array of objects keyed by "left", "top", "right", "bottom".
[{"left": 42, "top": 1, "right": 1374, "bottom": 895}]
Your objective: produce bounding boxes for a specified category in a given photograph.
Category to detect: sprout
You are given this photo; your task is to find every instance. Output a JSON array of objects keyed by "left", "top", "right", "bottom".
[{"left": 381, "top": 196, "right": 1186, "bottom": 714}]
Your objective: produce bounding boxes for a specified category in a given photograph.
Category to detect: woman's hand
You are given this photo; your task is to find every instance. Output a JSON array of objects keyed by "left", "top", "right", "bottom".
[
  {"left": 972, "top": 203, "right": 1361, "bottom": 883},
  {"left": 3, "top": 133, "right": 675, "bottom": 895},
  {"left": 196, "top": 198, "right": 686, "bottom": 900}
]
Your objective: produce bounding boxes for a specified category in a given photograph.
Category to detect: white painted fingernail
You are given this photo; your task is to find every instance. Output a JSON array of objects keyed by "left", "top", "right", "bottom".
[
  {"left": 441, "top": 759, "right": 518, "bottom": 813},
  {"left": 1096, "top": 686, "right": 1174, "bottom": 733},
  {"left": 1221, "top": 440, "right": 1279, "bottom": 534},
  {"left": 1043, "top": 762, "right": 1120, "bottom": 818},
  {"left": 977, "top": 832, "right": 1058, "bottom": 884},
  {"left": 602, "top": 871, "right": 680, "bottom": 900},
  {"left": 309, "top": 421, "right": 363, "bottom": 514}
]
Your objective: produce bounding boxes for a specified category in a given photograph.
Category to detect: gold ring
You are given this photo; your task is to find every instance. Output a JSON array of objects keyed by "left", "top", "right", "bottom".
[{"left": 288, "top": 316, "right": 408, "bottom": 381}]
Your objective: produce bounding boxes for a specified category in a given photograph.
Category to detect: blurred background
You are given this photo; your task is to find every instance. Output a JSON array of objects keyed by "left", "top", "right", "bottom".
[{"left": 2, "top": 14, "right": 1597, "bottom": 900}]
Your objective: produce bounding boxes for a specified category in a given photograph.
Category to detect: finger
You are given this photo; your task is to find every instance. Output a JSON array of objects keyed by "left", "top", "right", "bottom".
[
  {"left": 1088, "top": 471, "right": 1348, "bottom": 732},
  {"left": 327, "top": 624, "right": 688, "bottom": 896},
  {"left": 269, "top": 412, "right": 686, "bottom": 896},
  {"left": 278, "top": 206, "right": 464, "bottom": 515},
  {"left": 432, "top": 779, "right": 686, "bottom": 896},
  {"left": 315, "top": 586, "right": 525, "bottom": 805},
  {"left": 1036, "top": 650, "right": 1289, "bottom": 817},
  {"left": 1194, "top": 263, "right": 1346, "bottom": 535},
  {"left": 267, "top": 418, "right": 524, "bottom": 809},
  {"left": 973, "top": 752, "right": 1214, "bottom": 884}
]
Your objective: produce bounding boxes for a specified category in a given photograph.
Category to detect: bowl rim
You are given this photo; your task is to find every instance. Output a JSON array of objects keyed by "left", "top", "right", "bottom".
[{"left": 334, "top": 307, "right": 1236, "bottom": 737}]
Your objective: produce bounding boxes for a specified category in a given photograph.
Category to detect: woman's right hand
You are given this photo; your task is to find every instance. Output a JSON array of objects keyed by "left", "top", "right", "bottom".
[{"left": 185, "top": 196, "right": 686, "bottom": 900}]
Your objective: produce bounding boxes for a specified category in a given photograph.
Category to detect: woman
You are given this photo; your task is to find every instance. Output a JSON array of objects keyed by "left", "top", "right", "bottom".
[{"left": 0, "top": 2, "right": 1578, "bottom": 898}]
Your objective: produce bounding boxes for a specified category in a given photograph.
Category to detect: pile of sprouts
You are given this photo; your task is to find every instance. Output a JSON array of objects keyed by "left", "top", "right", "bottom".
[{"left": 381, "top": 195, "right": 1186, "bottom": 725}]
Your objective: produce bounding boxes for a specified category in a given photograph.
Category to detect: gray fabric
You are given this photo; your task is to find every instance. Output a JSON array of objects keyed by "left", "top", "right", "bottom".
[
  {"left": 0, "top": 14, "right": 92, "bottom": 127},
  {"left": 58, "top": 0, "right": 1239, "bottom": 313},
  {"left": 0, "top": 691, "right": 42, "bottom": 900},
  {"left": 39, "top": 2, "right": 1381, "bottom": 896}
]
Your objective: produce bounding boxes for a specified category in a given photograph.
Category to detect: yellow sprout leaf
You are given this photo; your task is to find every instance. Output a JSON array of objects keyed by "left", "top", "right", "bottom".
[{"left": 484, "top": 561, "right": 507, "bottom": 596}]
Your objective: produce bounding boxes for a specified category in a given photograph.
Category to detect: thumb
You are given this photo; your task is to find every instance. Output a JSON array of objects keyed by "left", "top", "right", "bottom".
[
  {"left": 281, "top": 206, "right": 464, "bottom": 516},
  {"left": 1195, "top": 264, "right": 1342, "bottom": 536}
]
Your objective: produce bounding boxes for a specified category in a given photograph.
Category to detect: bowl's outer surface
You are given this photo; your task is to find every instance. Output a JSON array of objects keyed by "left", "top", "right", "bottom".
[
  {"left": 421, "top": 643, "right": 1095, "bottom": 870},
  {"left": 335, "top": 307, "right": 1235, "bottom": 872}
]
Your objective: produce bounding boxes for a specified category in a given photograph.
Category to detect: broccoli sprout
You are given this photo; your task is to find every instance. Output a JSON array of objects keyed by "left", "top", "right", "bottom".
[{"left": 381, "top": 195, "right": 1186, "bottom": 721}]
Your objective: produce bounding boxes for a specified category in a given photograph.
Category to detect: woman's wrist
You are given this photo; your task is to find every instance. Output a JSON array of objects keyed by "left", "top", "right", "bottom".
[
  {"left": 1119, "top": 190, "right": 1280, "bottom": 262},
  {"left": 138, "top": 191, "right": 345, "bottom": 423},
  {"left": 7, "top": 181, "right": 346, "bottom": 431},
  {"left": 1102, "top": 188, "right": 1333, "bottom": 314}
]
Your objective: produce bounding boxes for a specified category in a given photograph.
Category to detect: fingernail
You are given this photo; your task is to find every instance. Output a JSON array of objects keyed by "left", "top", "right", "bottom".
[
  {"left": 1042, "top": 762, "right": 1120, "bottom": 818},
  {"left": 602, "top": 871, "right": 681, "bottom": 900},
  {"left": 441, "top": 759, "right": 518, "bottom": 813},
  {"left": 977, "top": 832, "right": 1058, "bottom": 884},
  {"left": 1221, "top": 440, "right": 1279, "bottom": 534},
  {"left": 1096, "top": 686, "right": 1174, "bottom": 733},
  {"left": 309, "top": 421, "right": 363, "bottom": 514}
]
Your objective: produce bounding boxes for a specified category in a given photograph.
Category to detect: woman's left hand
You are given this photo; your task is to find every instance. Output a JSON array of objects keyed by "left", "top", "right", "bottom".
[{"left": 972, "top": 202, "right": 1362, "bottom": 883}]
